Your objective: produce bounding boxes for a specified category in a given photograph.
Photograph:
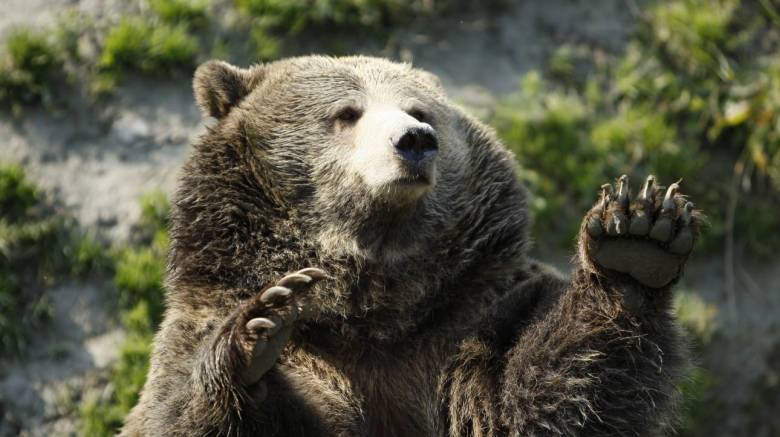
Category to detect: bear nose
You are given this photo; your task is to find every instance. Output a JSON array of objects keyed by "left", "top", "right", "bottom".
[{"left": 394, "top": 126, "right": 438, "bottom": 163}]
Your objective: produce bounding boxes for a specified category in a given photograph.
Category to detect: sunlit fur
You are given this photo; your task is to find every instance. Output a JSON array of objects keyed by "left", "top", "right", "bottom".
[{"left": 122, "top": 56, "right": 687, "bottom": 436}]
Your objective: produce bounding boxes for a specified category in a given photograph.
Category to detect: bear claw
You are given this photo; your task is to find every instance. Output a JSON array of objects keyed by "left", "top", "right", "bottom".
[
  {"left": 246, "top": 317, "right": 277, "bottom": 333},
  {"left": 616, "top": 174, "right": 630, "bottom": 208},
  {"left": 629, "top": 175, "right": 655, "bottom": 236},
  {"left": 661, "top": 182, "right": 679, "bottom": 213},
  {"left": 277, "top": 273, "right": 313, "bottom": 287},
  {"left": 669, "top": 203, "right": 695, "bottom": 254},
  {"left": 606, "top": 176, "right": 631, "bottom": 236},
  {"left": 295, "top": 267, "right": 328, "bottom": 280},
  {"left": 637, "top": 175, "right": 655, "bottom": 202},
  {"left": 260, "top": 286, "right": 292, "bottom": 303},
  {"left": 600, "top": 183, "right": 613, "bottom": 210}
]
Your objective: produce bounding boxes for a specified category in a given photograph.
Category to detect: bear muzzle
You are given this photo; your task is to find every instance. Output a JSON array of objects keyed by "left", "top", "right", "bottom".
[{"left": 392, "top": 125, "right": 438, "bottom": 185}]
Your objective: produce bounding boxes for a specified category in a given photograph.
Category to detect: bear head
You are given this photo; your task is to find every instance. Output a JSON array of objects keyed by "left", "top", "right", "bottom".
[{"left": 172, "top": 56, "right": 529, "bottom": 336}]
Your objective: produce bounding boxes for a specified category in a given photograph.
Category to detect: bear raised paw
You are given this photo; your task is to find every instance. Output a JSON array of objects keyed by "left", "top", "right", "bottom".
[
  {"left": 224, "top": 268, "right": 328, "bottom": 387},
  {"left": 582, "top": 174, "right": 701, "bottom": 289}
]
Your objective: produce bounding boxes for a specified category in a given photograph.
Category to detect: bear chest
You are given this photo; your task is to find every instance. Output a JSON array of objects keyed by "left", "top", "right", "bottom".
[{"left": 280, "top": 347, "right": 444, "bottom": 436}]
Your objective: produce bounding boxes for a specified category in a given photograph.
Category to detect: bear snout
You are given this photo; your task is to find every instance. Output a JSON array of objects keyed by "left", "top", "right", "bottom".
[{"left": 393, "top": 125, "right": 438, "bottom": 163}]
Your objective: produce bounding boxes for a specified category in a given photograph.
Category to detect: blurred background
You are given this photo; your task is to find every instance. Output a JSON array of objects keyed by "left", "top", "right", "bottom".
[{"left": 0, "top": 0, "right": 778, "bottom": 435}]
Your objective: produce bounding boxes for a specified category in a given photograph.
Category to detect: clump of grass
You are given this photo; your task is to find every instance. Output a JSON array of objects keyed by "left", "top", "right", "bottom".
[
  {"left": 99, "top": 18, "right": 198, "bottom": 75},
  {"left": 81, "top": 191, "right": 170, "bottom": 437},
  {"left": 235, "top": 0, "right": 389, "bottom": 32},
  {"left": 150, "top": 0, "right": 209, "bottom": 29},
  {"left": 0, "top": 27, "right": 64, "bottom": 114},
  {"left": 0, "top": 161, "right": 38, "bottom": 217},
  {"left": 114, "top": 243, "right": 167, "bottom": 328},
  {"left": 138, "top": 189, "right": 171, "bottom": 231},
  {"left": 94, "top": 0, "right": 214, "bottom": 92},
  {"left": 66, "top": 233, "right": 110, "bottom": 277}
]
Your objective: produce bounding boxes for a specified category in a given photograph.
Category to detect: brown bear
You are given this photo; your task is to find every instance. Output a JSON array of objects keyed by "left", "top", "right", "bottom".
[{"left": 121, "top": 56, "right": 700, "bottom": 436}]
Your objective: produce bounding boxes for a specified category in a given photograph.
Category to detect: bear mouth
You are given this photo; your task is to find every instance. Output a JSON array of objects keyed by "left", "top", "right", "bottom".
[
  {"left": 393, "top": 160, "right": 435, "bottom": 187},
  {"left": 395, "top": 173, "right": 431, "bottom": 186}
]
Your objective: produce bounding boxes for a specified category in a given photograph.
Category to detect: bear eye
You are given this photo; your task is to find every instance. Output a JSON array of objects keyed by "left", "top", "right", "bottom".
[
  {"left": 335, "top": 107, "right": 362, "bottom": 124},
  {"left": 408, "top": 109, "right": 428, "bottom": 123}
]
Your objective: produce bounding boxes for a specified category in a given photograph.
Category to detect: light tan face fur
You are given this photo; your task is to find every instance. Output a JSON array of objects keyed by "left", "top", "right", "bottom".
[{"left": 348, "top": 101, "right": 436, "bottom": 201}]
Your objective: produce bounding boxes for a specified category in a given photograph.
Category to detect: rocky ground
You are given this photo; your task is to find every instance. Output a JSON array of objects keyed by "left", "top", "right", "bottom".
[{"left": 0, "top": 0, "right": 778, "bottom": 435}]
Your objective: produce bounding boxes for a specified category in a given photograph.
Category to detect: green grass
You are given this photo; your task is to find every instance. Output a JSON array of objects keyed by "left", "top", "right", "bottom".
[
  {"left": 0, "top": 27, "right": 64, "bottom": 113},
  {"left": 235, "top": 0, "right": 406, "bottom": 31},
  {"left": 66, "top": 233, "right": 110, "bottom": 277},
  {"left": 0, "top": 161, "right": 38, "bottom": 218},
  {"left": 150, "top": 0, "right": 209, "bottom": 29},
  {"left": 93, "top": 1, "right": 206, "bottom": 93},
  {"left": 80, "top": 192, "right": 170, "bottom": 437},
  {"left": 98, "top": 17, "right": 198, "bottom": 78},
  {"left": 1, "top": 3, "right": 207, "bottom": 98}
]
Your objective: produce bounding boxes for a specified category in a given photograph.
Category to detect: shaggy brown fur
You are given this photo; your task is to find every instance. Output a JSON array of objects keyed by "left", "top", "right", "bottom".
[{"left": 121, "top": 56, "right": 699, "bottom": 436}]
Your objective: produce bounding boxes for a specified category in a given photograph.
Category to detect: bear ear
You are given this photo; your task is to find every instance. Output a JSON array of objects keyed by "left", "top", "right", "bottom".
[{"left": 193, "top": 60, "right": 264, "bottom": 119}]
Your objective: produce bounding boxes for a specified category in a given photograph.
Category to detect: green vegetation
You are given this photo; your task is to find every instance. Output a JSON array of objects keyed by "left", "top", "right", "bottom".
[
  {"left": 0, "top": 27, "right": 63, "bottom": 114},
  {"left": 81, "top": 191, "right": 169, "bottom": 437},
  {"left": 96, "top": 17, "right": 199, "bottom": 92},
  {"left": 492, "top": 0, "right": 780, "bottom": 257},
  {"left": 674, "top": 289, "right": 722, "bottom": 436},
  {"left": 150, "top": 0, "right": 209, "bottom": 29},
  {"left": 0, "top": 3, "right": 206, "bottom": 101},
  {"left": 234, "top": 0, "right": 445, "bottom": 60},
  {"left": 0, "top": 163, "right": 107, "bottom": 355},
  {"left": 0, "top": 162, "right": 37, "bottom": 216},
  {"left": 99, "top": 18, "right": 198, "bottom": 73},
  {"left": 0, "top": 0, "right": 461, "bottom": 100},
  {"left": 235, "top": 0, "right": 416, "bottom": 30},
  {"left": 0, "top": 163, "right": 50, "bottom": 353},
  {"left": 94, "top": 0, "right": 209, "bottom": 93}
]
